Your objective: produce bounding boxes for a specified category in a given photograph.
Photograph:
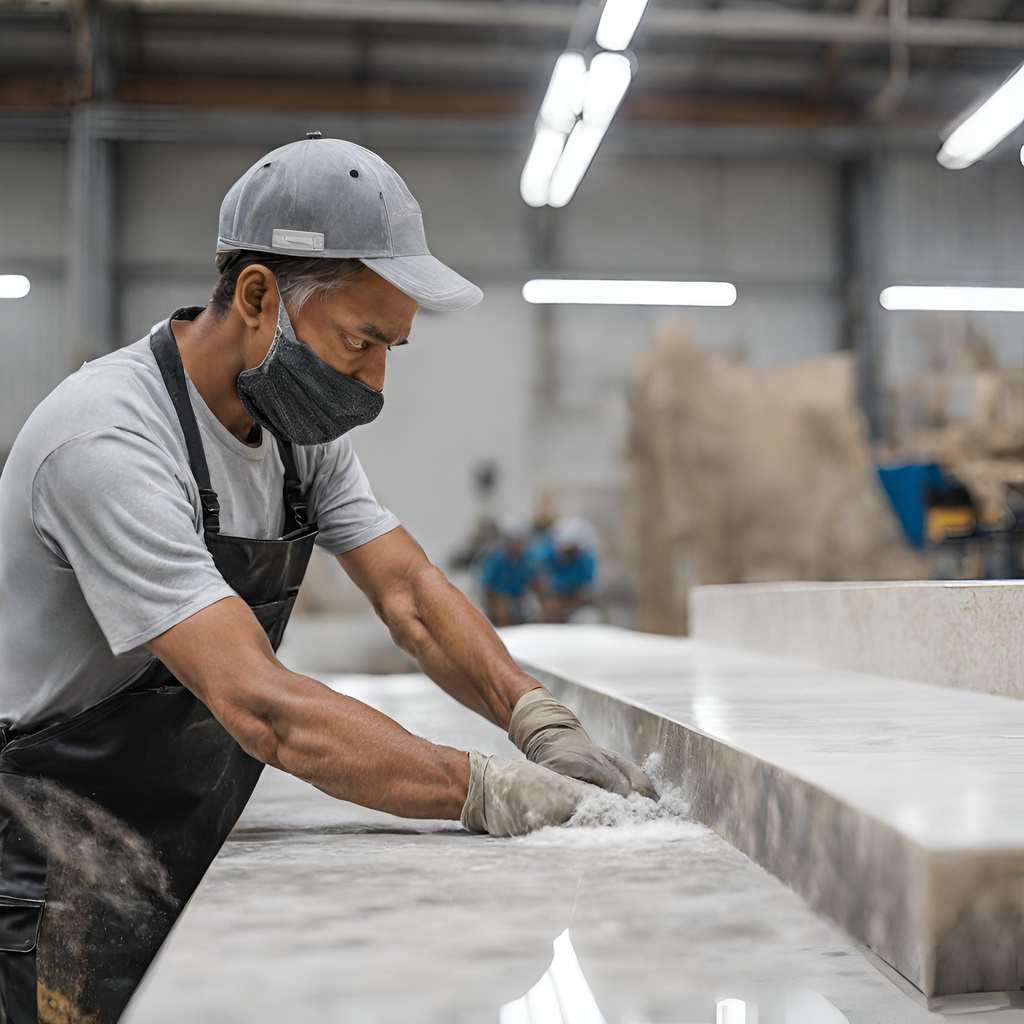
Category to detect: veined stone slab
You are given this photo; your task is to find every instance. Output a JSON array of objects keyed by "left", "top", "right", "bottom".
[
  {"left": 124, "top": 675, "right": 940, "bottom": 1024},
  {"left": 502, "top": 623, "right": 1024, "bottom": 1004},
  {"left": 689, "top": 580, "right": 1024, "bottom": 700}
]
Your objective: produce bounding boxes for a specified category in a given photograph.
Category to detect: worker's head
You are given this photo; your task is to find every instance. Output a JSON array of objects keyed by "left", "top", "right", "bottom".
[
  {"left": 209, "top": 252, "right": 416, "bottom": 393},
  {"left": 551, "top": 517, "right": 595, "bottom": 560},
  {"left": 503, "top": 522, "right": 531, "bottom": 561},
  {"left": 212, "top": 135, "right": 481, "bottom": 445}
]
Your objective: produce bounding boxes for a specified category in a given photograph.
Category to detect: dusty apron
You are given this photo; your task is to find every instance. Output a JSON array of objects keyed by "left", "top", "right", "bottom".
[{"left": 0, "top": 310, "right": 318, "bottom": 1023}]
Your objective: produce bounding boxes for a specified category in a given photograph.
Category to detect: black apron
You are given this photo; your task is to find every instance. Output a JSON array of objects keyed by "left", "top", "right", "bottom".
[{"left": 0, "top": 310, "right": 319, "bottom": 1023}]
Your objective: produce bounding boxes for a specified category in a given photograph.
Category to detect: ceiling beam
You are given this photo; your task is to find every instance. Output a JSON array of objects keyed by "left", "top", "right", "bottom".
[
  {"left": 0, "top": 100, "right": 944, "bottom": 159},
  {"left": 97, "top": 0, "right": 1024, "bottom": 49}
]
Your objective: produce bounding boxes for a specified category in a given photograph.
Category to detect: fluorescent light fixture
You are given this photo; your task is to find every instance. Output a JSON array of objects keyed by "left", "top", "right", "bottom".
[
  {"left": 499, "top": 930, "right": 607, "bottom": 1024},
  {"left": 523, "top": 279, "right": 737, "bottom": 306},
  {"left": 717, "top": 999, "right": 747, "bottom": 1024},
  {"left": 520, "top": 48, "right": 634, "bottom": 207},
  {"left": 596, "top": 0, "right": 649, "bottom": 51},
  {"left": 547, "top": 120, "right": 608, "bottom": 208},
  {"left": 583, "top": 51, "right": 633, "bottom": 127},
  {"left": 0, "top": 275, "right": 30, "bottom": 299},
  {"left": 938, "top": 63, "right": 1024, "bottom": 169},
  {"left": 880, "top": 285, "right": 1024, "bottom": 311},
  {"left": 538, "top": 51, "right": 587, "bottom": 135},
  {"left": 521, "top": 128, "right": 568, "bottom": 208}
]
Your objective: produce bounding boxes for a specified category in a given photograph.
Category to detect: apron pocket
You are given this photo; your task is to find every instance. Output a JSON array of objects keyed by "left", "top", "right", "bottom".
[{"left": 0, "top": 895, "right": 43, "bottom": 953}]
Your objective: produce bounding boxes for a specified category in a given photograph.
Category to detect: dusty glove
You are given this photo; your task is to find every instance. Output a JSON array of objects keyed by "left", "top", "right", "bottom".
[
  {"left": 459, "top": 749, "right": 597, "bottom": 837},
  {"left": 508, "top": 687, "right": 657, "bottom": 799}
]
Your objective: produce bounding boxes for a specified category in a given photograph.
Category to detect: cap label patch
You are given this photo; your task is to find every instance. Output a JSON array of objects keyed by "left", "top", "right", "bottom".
[{"left": 272, "top": 228, "right": 325, "bottom": 251}]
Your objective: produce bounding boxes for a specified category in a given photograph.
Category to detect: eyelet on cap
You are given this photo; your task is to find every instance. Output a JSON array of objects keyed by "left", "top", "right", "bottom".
[{"left": 350, "top": 169, "right": 359, "bottom": 178}]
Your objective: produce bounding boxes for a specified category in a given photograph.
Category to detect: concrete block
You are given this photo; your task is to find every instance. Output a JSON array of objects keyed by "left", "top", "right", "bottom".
[
  {"left": 688, "top": 581, "right": 1024, "bottom": 700},
  {"left": 503, "top": 623, "right": 1024, "bottom": 1003}
]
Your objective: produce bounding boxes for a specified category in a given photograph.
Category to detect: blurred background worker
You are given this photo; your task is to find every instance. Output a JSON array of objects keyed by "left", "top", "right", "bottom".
[
  {"left": 538, "top": 517, "right": 600, "bottom": 623},
  {"left": 477, "top": 523, "right": 541, "bottom": 626}
]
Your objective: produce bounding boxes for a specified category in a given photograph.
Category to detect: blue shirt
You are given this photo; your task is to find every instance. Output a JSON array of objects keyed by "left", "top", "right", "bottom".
[
  {"left": 542, "top": 549, "right": 597, "bottom": 595},
  {"left": 477, "top": 547, "right": 540, "bottom": 599}
]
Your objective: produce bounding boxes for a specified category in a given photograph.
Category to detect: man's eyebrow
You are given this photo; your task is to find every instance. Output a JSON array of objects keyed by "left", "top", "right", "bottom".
[{"left": 357, "top": 322, "right": 408, "bottom": 346}]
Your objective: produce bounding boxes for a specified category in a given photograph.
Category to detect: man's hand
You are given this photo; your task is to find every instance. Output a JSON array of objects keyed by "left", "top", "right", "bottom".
[
  {"left": 508, "top": 687, "right": 657, "bottom": 799},
  {"left": 460, "top": 750, "right": 598, "bottom": 837}
]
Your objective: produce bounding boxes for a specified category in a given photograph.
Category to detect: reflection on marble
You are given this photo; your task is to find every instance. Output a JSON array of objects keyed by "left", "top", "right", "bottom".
[
  {"left": 499, "top": 930, "right": 607, "bottom": 1024},
  {"left": 501, "top": 624, "right": 1024, "bottom": 1002},
  {"left": 121, "top": 674, "right": 979, "bottom": 1024},
  {"left": 689, "top": 581, "right": 1024, "bottom": 700}
]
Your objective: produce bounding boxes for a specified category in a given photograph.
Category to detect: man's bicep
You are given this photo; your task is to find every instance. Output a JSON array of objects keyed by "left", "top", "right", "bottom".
[
  {"left": 32, "top": 429, "right": 234, "bottom": 654},
  {"left": 146, "top": 595, "right": 272, "bottom": 706},
  {"left": 147, "top": 595, "right": 288, "bottom": 764}
]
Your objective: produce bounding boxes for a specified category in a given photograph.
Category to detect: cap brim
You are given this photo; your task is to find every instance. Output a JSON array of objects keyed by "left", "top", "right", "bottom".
[{"left": 360, "top": 254, "right": 483, "bottom": 312}]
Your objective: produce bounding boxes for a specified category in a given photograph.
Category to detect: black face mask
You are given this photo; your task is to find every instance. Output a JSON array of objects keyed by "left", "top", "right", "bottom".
[{"left": 236, "top": 295, "right": 384, "bottom": 446}]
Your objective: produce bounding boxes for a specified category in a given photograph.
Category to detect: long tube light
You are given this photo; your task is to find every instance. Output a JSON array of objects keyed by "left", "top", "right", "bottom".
[
  {"left": 523, "top": 279, "right": 738, "bottom": 306},
  {"left": 547, "top": 121, "right": 606, "bottom": 208},
  {"left": 544, "top": 53, "right": 633, "bottom": 207},
  {"left": 538, "top": 51, "right": 586, "bottom": 134},
  {"left": 521, "top": 128, "right": 569, "bottom": 208},
  {"left": 596, "top": 0, "right": 650, "bottom": 51},
  {"left": 520, "top": 51, "right": 634, "bottom": 208},
  {"left": 583, "top": 51, "right": 632, "bottom": 126},
  {"left": 937, "top": 63, "right": 1024, "bottom": 169},
  {"left": 0, "top": 275, "right": 30, "bottom": 299},
  {"left": 880, "top": 285, "right": 1024, "bottom": 311}
]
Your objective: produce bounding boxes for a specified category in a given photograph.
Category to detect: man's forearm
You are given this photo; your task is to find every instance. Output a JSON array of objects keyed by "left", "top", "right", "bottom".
[
  {"left": 381, "top": 565, "right": 540, "bottom": 729},
  {"left": 231, "top": 667, "right": 470, "bottom": 819},
  {"left": 149, "top": 595, "right": 471, "bottom": 820},
  {"left": 266, "top": 672, "right": 470, "bottom": 817}
]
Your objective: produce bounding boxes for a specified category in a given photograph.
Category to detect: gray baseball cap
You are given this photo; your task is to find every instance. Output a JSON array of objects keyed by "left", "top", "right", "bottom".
[{"left": 217, "top": 135, "right": 483, "bottom": 312}]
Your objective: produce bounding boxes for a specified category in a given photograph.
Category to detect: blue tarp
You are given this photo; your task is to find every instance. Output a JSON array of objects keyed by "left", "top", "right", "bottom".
[{"left": 876, "top": 462, "right": 947, "bottom": 549}]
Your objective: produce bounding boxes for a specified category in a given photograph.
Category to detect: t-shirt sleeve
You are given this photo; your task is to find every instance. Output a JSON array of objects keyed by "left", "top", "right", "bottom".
[
  {"left": 304, "top": 435, "right": 400, "bottom": 556},
  {"left": 32, "top": 428, "right": 235, "bottom": 656}
]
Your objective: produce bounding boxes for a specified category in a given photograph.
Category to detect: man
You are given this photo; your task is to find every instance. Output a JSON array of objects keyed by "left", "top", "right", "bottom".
[
  {"left": 477, "top": 524, "right": 541, "bottom": 626},
  {"left": 0, "top": 136, "right": 653, "bottom": 1023},
  {"left": 539, "top": 517, "right": 600, "bottom": 622}
]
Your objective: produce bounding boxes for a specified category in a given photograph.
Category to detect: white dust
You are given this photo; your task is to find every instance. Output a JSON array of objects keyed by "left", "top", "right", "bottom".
[{"left": 521, "top": 753, "right": 704, "bottom": 847}]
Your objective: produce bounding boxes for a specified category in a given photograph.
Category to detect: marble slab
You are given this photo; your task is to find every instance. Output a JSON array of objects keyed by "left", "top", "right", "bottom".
[
  {"left": 689, "top": 581, "right": 1024, "bottom": 700},
  {"left": 502, "top": 624, "right": 1024, "bottom": 1003},
  {"left": 123, "top": 674, "right": 977, "bottom": 1024}
]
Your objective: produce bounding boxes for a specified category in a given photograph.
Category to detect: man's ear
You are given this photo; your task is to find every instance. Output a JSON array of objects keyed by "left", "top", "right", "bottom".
[{"left": 234, "top": 265, "right": 279, "bottom": 329}]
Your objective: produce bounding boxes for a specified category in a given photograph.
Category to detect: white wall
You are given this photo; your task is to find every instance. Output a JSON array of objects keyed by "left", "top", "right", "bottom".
[
  {"left": 878, "top": 154, "right": 1024, "bottom": 384},
  {"left": 13, "top": 136, "right": 1005, "bottom": 603},
  {"left": 0, "top": 143, "right": 68, "bottom": 451}
]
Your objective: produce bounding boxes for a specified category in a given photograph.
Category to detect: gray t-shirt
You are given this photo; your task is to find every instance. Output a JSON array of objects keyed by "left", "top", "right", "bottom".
[{"left": 0, "top": 322, "right": 399, "bottom": 729}]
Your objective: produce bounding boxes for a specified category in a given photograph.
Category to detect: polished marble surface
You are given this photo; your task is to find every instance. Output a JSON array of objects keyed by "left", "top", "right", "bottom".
[
  {"left": 690, "top": 581, "right": 1024, "bottom": 700},
  {"left": 501, "top": 625, "right": 1024, "bottom": 999},
  {"left": 120, "top": 674, "right": 991, "bottom": 1024}
]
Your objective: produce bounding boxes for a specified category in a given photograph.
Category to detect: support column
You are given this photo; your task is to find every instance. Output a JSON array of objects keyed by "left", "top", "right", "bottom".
[
  {"left": 840, "top": 154, "right": 888, "bottom": 441},
  {"left": 67, "top": 105, "right": 117, "bottom": 361},
  {"left": 66, "top": 0, "right": 117, "bottom": 361}
]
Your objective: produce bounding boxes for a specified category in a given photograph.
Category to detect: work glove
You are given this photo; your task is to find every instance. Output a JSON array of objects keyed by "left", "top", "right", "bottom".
[
  {"left": 508, "top": 687, "right": 657, "bottom": 799},
  {"left": 459, "top": 749, "right": 598, "bottom": 837}
]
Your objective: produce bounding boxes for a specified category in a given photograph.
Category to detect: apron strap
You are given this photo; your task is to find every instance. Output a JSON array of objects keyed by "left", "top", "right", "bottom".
[
  {"left": 149, "top": 316, "right": 222, "bottom": 534},
  {"left": 150, "top": 312, "right": 312, "bottom": 538},
  {"left": 274, "top": 438, "right": 309, "bottom": 533}
]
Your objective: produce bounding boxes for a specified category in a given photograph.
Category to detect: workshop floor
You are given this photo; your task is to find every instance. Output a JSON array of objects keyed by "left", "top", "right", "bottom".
[{"left": 121, "top": 675, "right": 1016, "bottom": 1024}]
